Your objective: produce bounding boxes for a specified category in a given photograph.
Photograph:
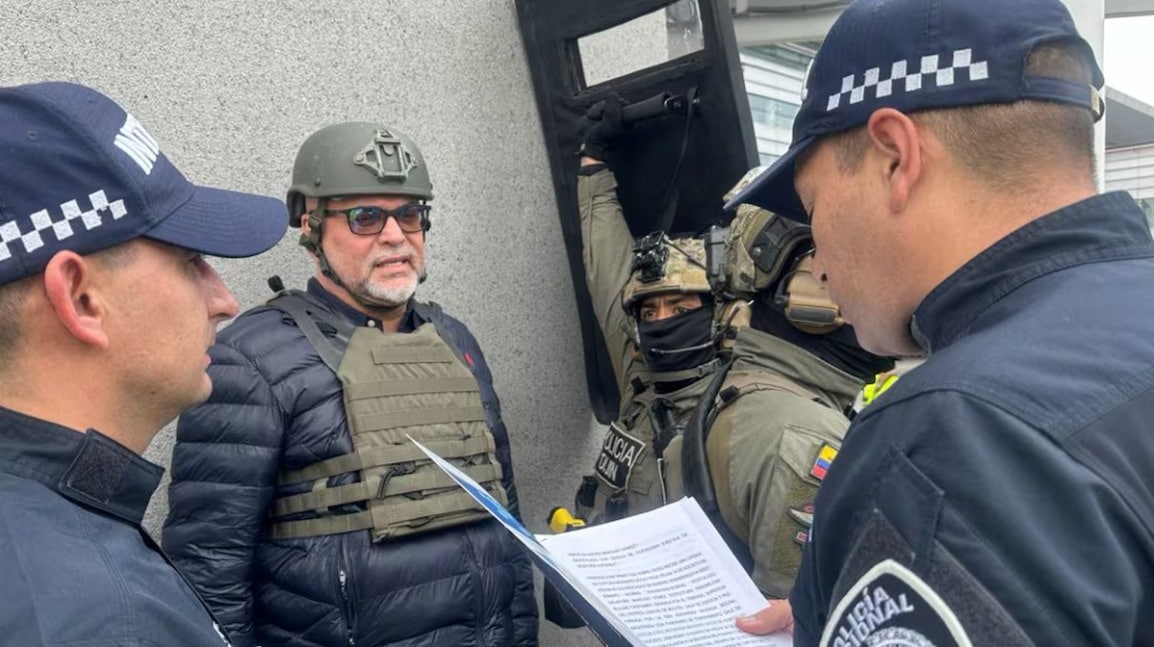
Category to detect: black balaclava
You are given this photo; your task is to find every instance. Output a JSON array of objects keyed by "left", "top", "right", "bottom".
[
  {"left": 637, "top": 301, "right": 717, "bottom": 380},
  {"left": 749, "top": 296, "right": 894, "bottom": 381}
]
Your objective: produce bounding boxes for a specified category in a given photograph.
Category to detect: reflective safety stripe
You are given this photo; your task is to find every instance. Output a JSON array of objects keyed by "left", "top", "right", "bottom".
[
  {"left": 343, "top": 376, "right": 480, "bottom": 400},
  {"left": 279, "top": 434, "right": 497, "bottom": 485},
  {"left": 862, "top": 373, "right": 900, "bottom": 406},
  {"left": 269, "top": 489, "right": 497, "bottom": 540},
  {"left": 272, "top": 461, "right": 503, "bottom": 517}
]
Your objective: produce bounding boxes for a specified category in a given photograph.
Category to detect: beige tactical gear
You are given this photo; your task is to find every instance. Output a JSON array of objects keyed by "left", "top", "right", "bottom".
[
  {"left": 269, "top": 323, "right": 507, "bottom": 541},
  {"left": 723, "top": 165, "right": 781, "bottom": 296},
  {"left": 719, "top": 166, "right": 843, "bottom": 334},
  {"left": 705, "top": 327, "right": 860, "bottom": 597},
  {"left": 578, "top": 168, "right": 641, "bottom": 398},
  {"left": 577, "top": 376, "right": 712, "bottom": 525},
  {"left": 722, "top": 165, "right": 768, "bottom": 205},
  {"left": 620, "top": 235, "right": 712, "bottom": 311},
  {"left": 575, "top": 166, "right": 862, "bottom": 599},
  {"left": 719, "top": 167, "right": 814, "bottom": 298}
]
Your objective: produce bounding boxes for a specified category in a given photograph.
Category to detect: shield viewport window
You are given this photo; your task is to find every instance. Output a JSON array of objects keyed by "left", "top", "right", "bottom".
[{"left": 577, "top": 0, "right": 704, "bottom": 88}]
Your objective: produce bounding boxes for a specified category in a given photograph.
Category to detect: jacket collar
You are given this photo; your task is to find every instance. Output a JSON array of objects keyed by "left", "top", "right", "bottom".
[
  {"left": 911, "top": 192, "right": 1154, "bottom": 354},
  {"left": 0, "top": 405, "right": 163, "bottom": 526},
  {"left": 729, "top": 327, "right": 862, "bottom": 413},
  {"left": 307, "top": 277, "right": 417, "bottom": 332}
]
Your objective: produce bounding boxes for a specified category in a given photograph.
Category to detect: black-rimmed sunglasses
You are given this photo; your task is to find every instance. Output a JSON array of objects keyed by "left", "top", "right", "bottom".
[{"left": 318, "top": 203, "right": 431, "bottom": 235}]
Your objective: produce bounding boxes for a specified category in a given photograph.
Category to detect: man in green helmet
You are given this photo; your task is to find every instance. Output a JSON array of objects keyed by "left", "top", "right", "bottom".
[
  {"left": 544, "top": 101, "right": 892, "bottom": 630},
  {"left": 163, "top": 123, "right": 538, "bottom": 647}
]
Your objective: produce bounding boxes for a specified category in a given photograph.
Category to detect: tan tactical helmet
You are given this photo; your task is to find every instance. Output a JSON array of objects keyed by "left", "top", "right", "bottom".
[
  {"left": 717, "top": 167, "right": 843, "bottom": 335},
  {"left": 719, "top": 166, "right": 814, "bottom": 299},
  {"left": 621, "top": 232, "right": 711, "bottom": 312}
]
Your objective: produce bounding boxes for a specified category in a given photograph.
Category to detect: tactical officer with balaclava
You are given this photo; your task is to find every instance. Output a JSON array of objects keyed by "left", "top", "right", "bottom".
[
  {"left": 163, "top": 123, "right": 538, "bottom": 647},
  {"left": 544, "top": 107, "right": 891, "bottom": 628}
]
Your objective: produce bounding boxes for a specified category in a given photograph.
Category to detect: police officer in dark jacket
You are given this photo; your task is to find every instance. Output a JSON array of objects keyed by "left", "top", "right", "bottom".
[
  {"left": 0, "top": 82, "right": 286, "bottom": 646},
  {"left": 163, "top": 122, "right": 537, "bottom": 647},
  {"left": 731, "top": 0, "right": 1154, "bottom": 644}
]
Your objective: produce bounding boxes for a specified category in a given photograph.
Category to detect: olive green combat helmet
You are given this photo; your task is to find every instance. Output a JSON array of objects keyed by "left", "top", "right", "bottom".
[
  {"left": 286, "top": 122, "right": 433, "bottom": 285},
  {"left": 621, "top": 232, "right": 712, "bottom": 313},
  {"left": 286, "top": 122, "right": 433, "bottom": 229}
]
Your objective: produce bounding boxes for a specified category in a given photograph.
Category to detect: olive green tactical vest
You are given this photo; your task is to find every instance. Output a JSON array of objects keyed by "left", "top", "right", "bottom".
[
  {"left": 266, "top": 295, "right": 507, "bottom": 542},
  {"left": 578, "top": 364, "right": 826, "bottom": 548},
  {"left": 579, "top": 376, "right": 711, "bottom": 525}
]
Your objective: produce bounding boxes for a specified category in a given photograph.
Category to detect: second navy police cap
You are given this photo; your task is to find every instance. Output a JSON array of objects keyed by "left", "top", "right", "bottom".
[{"left": 725, "top": 0, "right": 1105, "bottom": 221}]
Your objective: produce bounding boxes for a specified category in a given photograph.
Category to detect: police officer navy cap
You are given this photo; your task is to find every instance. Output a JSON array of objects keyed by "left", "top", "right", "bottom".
[
  {"left": 0, "top": 81, "right": 288, "bottom": 286},
  {"left": 725, "top": 0, "right": 1106, "bottom": 221}
]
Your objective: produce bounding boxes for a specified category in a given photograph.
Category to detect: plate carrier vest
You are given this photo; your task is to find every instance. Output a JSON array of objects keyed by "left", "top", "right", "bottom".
[{"left": 264, "top": 290, "right": 508, "bottom": 542}]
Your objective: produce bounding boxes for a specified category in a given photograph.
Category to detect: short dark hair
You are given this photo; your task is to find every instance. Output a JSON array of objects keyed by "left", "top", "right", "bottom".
[
  {"left": 830, "top": 40, "right": 1097, "bottom": 188},
  {"left": 0, "top": 280, "right": 32, "bottom": 371}
]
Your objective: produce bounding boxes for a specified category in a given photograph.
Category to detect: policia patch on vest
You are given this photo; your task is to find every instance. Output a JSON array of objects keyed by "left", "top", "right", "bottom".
[
  {"left": 595, "top": 422, "right": 645, "bottom": 490},
  {"left": 820, "top": 560, "right": 973, "bottom": 647}
]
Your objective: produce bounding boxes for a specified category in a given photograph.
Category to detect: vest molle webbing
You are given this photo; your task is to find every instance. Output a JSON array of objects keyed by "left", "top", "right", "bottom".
[{"left": 266, "top": 294, "right": 506, "bottom": 541}]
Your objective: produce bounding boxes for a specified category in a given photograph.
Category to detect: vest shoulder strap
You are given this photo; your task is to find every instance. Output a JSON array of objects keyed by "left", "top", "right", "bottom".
[
  {"left": 411, "top": 299, "right": 443, "bottom": 324},
  {"left": 706, "top": 371, "right": 825, "bottom": 429},
  {"left": 264, "top": 290, "right": 355, "bottom": 373},
  {"left": 412, "top": 300, "right": 479, "bottom": 372},
  {"left": 679, "top": 357, "right": 754, "bottom": 569}
]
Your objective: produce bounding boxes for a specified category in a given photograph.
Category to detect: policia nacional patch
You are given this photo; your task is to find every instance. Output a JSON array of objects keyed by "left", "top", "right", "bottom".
[
  {"left": 820, "top": 560, "right": 973, "bottom": 647},
  {"left": 594, "top": 422, "right": 645, "bottom": 490}
]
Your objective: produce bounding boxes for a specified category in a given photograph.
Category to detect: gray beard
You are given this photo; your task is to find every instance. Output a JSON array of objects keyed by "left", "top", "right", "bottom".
[{"left": 353, "top": 267, "right": 426, "bottom": 309}]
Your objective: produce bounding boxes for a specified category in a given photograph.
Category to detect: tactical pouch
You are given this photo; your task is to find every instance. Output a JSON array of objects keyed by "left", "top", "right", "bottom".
[
  {"left": 604, "top": 492, "right": 629, "bottom": 522},
  {"left": 574, "top": 475, "right": 598, "bottom": 522}
]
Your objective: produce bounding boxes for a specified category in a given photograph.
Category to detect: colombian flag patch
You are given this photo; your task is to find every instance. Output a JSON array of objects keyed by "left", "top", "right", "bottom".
[{"left": 810, "top": 443, "right": 838, "bottom": 481}]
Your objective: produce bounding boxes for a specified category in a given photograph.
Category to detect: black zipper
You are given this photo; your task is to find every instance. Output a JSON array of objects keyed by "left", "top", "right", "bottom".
[
  {"left": 461, "top": 528, "right": 491, "bottom": 647},
  {"left": 338, "top": 540, "right": 357, "bottom": 647}
]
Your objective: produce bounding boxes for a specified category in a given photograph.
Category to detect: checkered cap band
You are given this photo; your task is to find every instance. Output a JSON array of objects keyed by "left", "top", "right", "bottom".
[
  {"left": 0, "top": 190, "right": 128, "bottom": 263},
  {"left": 825, "top": 49, "right": 990, "bottom": 112},
  {"left": 0, "top": 81, "right": 287, "bottom": 285}
]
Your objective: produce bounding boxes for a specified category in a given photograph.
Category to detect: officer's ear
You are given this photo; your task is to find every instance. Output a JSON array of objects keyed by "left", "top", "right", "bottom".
[
  {"left": 865, "top": 108, "right": 923, "bottom": 215},
  {"left": 41, "top": 249, "right": 112, "bottom": 349}
]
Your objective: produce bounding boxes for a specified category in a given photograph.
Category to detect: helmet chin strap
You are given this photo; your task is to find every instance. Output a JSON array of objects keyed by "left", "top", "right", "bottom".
[{"left": 299, "top": 198, "right": 348, "bottom": 290}]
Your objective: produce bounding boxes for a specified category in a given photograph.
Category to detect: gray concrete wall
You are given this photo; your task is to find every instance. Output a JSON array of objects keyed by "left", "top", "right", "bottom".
[{"left": 1, "top": 1, "right": 609, "bottom": 645}]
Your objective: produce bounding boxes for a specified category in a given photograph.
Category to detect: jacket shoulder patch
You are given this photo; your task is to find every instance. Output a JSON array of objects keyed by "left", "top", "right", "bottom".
[
  {"left": 820, "top": 559, "right": 973, "bottom": 647},
  {"left": 810, "top": 442, "right": 838, "bottom": 481}
]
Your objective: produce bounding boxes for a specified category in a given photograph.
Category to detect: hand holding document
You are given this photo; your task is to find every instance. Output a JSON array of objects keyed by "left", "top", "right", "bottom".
[{"left": 410, "top": 437, "right": 790, "bottom": 647}]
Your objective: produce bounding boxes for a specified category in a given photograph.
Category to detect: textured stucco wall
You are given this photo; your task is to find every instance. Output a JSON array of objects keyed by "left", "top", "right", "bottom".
[{"left": 1, "top": 1, "right": 610, "bottom": 645}]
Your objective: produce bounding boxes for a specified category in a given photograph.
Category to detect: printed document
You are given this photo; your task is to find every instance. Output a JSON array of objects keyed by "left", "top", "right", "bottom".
[{"left": 410, "top": 438, "right": 790, "bottom": 647}]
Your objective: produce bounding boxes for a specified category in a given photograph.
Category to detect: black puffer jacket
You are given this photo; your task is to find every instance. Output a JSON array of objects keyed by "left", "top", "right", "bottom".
[{"left": 162, "top": 281, "right": 538, "bottom": 647}]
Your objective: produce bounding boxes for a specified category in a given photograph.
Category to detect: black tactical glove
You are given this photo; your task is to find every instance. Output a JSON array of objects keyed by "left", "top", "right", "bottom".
[
  {"left": 578, "top": 94, "right": 627, "bottom": 161},
  {"left": 543, "top": 578, "right": 588, "bottom": 629}
]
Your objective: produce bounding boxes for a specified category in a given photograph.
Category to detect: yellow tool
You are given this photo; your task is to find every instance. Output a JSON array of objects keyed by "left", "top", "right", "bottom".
[{"left": 547, "top": 507, "right": 586, "bottom": 534}]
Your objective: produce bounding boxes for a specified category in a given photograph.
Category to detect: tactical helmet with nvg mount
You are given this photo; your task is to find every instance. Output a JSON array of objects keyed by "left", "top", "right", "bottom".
[
  {"left": 286, "top": 122, "right": 434, "bottom": 229},
  {"left": 284, "top": 122, "right": 434, "bottom": 285},
  {"left": 707, "top": 166, "right": 844, "bottom": 336},
  {"left": 622, "top": 231, "right": 721, "bottom": 384},
  {"left": 620, "top": 232, "right": 712, "bottom": 312}
]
